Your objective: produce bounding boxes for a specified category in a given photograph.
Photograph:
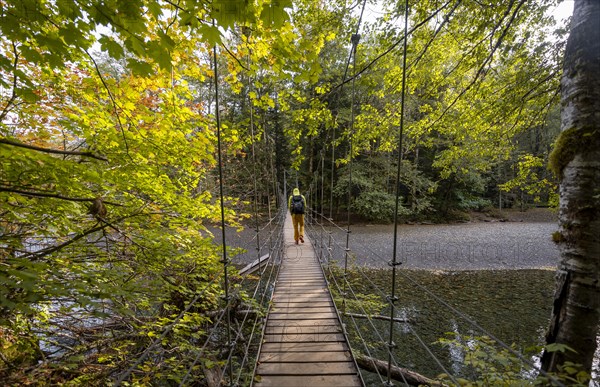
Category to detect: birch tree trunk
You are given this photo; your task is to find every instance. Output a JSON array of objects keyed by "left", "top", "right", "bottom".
[{"left": 541, "top": 0, "right": 600, "bottom": 376}]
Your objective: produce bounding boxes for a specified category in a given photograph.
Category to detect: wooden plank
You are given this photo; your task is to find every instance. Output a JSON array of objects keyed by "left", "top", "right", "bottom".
[
  {"left": 254, "top": 374, "right": 361, "bottom": 387},
  {"left": 265, "top": 319, "right": 340, "bottom": 327},
  {"left": 277, "top": 275, "right": 324, "bottom": 279},
  {"left": 274, "top": 287, "right": 327, "bottom": 292},
  {"left": 277, "top": 273, "right": 322, "bottom": 278},
  {"left": 270, "top": 306, "right": 335, "bottom": 314},
  {"left": 278, "top": 268, "right": 322, "bottom": 271},
  {"left": 265, "top": 325, "right": 342, "bottom": 341},
  {"left": 273, "top": 287, "right": 328, "bottom": 292},
  {"left": 276, "top": 280, "right": 325, "bottom": 284},
  {"left": 271, "top": 299, "right": 332, "bottom": 305},
  {"left": 239, "top": 253, "right": 270, "bottom": 276},
  {"left": 272, "top": 291, "right": 330, "bottom": 297},
  {"left": 267, "top": 312, "right": 338, "bottom": 320},
  {"left": 275, "top": 284, "right": 326, "bottom": 289},
  {"left": 263, "top": 333, "right": 346, "bottom": 343},
  {"left": 257, "top": 361, "right": 357, "bottom": 375},
  {"left": 259, "top": 351, "right": 352, "bottom": 363},
  {"left": 259, "top": 342, "right": 349, "bottom": 353},
  {"left": 277, "top": 278, "right": 325, "bottom": 284},
  {"left": 272, "top": 301, "right": 333, "bottom": 307}
]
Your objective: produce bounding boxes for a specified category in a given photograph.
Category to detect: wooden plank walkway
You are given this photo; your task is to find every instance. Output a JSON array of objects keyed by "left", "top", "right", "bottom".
[{"left": 253, "top": 214, "right": 363, "bottom": 387}]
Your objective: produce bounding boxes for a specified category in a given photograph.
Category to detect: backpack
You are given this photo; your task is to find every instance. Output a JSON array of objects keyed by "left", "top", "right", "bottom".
[{"left": 291, "top": 195, "right": 304, "bottom": 214}]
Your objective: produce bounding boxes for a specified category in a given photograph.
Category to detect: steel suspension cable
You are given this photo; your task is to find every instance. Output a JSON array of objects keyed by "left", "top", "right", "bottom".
[
  {"left": 329, "top": 0, "right": 369, "bottom": 220},
  {"left": 225, "top": 210, "right": 287, "bottom": 385},
  {"left": 305, "top": 220, "right": 408, "bottom": 385},
  {"left": 308, "top": 218, "right": 461, "bottom": 385},
  {"left": 386, "top": 0, "right": 410, "bottom": 385},
  {"left": 234, "top": 233, "right": 284, "bottom": 384},
  {"left": 212, "top": 35, "right": 234, "bottom": 386},
  {"left": 248, "top": 50, "right": 262, "bottom": 280},
  {"left": 342, "top": 32, "right": 360, "bottom": 317},
  {"left": 397, "top": 270, "right": 565, "bottom": 386}
]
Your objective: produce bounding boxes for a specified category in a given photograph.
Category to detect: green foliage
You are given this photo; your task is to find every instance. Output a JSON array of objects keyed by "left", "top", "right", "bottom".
[
  {"left": 0, "top": 2, "right": 282, "bottom": 382},
  {"left": 436, "top": 335, "right": 592, "bottom": 386},
  {"left": 437, "top": 335, "right": 530, "bottom": 385},
  {"left": 332, "top": 157, "right": 434, "bottom": 222},
  {"left": 500, "top": 154, "right": 558, "bottom": 206}
]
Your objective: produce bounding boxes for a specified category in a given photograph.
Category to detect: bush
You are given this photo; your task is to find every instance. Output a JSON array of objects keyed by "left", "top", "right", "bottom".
[{"left": 351, "top": 190, "right": 406, "bottom": 222}]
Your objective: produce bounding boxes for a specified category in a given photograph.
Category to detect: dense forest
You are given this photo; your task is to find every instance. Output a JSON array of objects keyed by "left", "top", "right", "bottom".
[{"left": 1, "top": 0, "right": 598, "bottom": 385}]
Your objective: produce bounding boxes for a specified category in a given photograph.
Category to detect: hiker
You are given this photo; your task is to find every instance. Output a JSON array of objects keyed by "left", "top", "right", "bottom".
[{"left": 288, "top": 188, "right": 306, "bottom": 244}]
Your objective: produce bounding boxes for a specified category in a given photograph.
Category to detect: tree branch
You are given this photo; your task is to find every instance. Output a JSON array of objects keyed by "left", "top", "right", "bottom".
[
  {"left": 0, "top": 138, "right": 108, "bottom": 161},
  {"left": 84, "top": 49, "right": 131, "bottom": 157},
  {"left": 0, "top": 186, "right": 121, "bottom": 206},
  {"left": 322, "top": 0, "right": 455, "bottom": 100},
  {"left": 25, "top": 223, "right": 108, "bottom": 261},
  {"left": 424, "top": 0, "right": 526, "bottom": 131}
]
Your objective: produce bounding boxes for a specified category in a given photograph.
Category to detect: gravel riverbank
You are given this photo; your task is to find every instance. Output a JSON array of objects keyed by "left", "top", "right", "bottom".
[
  {"left": 323, "top": 221, "right": 560, "bottom": 270},
  {"left": 228, "top": 209, "right": 561, "bottom": 271}
]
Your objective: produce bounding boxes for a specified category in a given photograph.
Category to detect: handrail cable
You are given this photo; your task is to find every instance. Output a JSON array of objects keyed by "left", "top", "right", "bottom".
[
  {"left": 225, "top": 208, "right": 287, "bottom": 385},
  {"left": 406, "top": 323, "right": 460, "bottom": 384},
  {"left": 307, "top": 216, "right": 367, "bottom": 387},
  {"left": 329, "top": 0, "right": 369, "bottom": 219},
  {"left": 320, "top": 151, "right": 326, "bottom": 262},
  {"left": 323, "top": 257, "right": 401, "bottom": 368},
  {"left": 346, "top": 313, "right": 386, "bottom": 384},
  {"left": 248, "top": 203, "right": 291, "bottom": 383},
  {"left": 305, "top": 218, "right": 407, "bottom": 385},
  {"left": 304, "top": 211, "right": 399, "bottom": 364},
  {"left": 397, "top": 269, "right": 564, "bottom": 386},
  {"left": 249, "top": 54, "right": 262, "bottom": 273},
  {"left": 343, "top": 30, "right": 360, "bottom": 316},
  {"left": 179, "top": 291, "right": 235, "bottom": 385},
  {"left": 234, "top": 235, "right": 283, "bottom": 384}
]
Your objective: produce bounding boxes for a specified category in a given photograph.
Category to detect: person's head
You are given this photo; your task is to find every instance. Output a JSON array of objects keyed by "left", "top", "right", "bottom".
[{"left": 293, "top": 188, "right": 300, "bottom": 195}]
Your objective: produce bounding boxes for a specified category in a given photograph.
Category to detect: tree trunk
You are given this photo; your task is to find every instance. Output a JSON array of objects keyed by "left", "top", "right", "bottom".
[{"left": 542, "top": 0, "right": 600, "bottom": 376}]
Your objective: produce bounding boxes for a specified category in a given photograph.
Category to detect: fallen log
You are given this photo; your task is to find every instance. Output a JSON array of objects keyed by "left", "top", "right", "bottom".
[
  {"left": 239, "top": 253, "right": 270, "bottom": 276},
  {"left": 356, "top": 354, "right": 445, "bottom": 386},
  {"left": 344, "top": 312, "right": 408, "bottom": 323}
]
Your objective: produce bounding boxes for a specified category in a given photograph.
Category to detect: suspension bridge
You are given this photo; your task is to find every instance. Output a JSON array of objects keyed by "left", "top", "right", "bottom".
[{"left": 112, "top": 0, "right": 564, "bottom": 383}]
